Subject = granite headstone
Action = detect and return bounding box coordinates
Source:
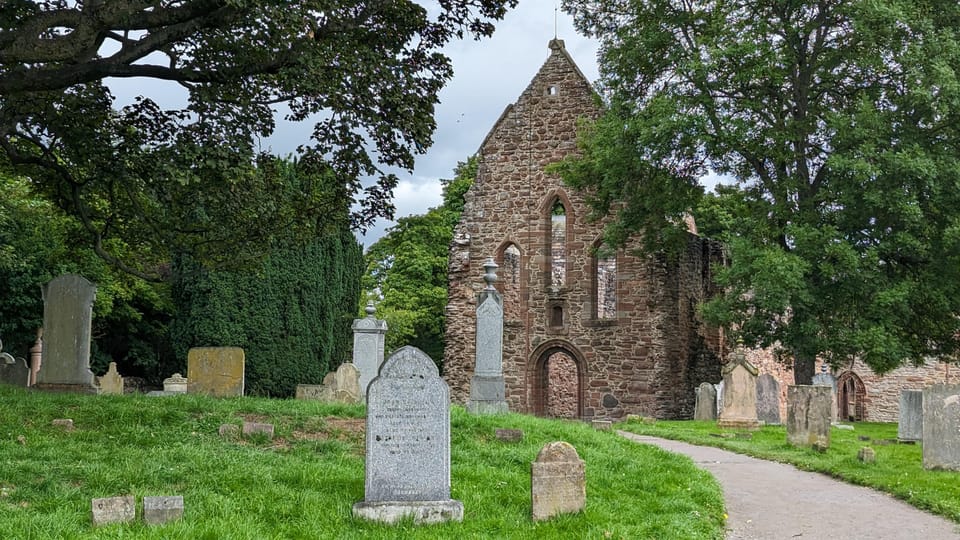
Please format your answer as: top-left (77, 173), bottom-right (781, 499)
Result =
top-left (921, 384), bottom-right (960, 471)
top-left (0, 339), bottom-right (29, 387)
top-left (352, 301), bottom-right (387, 397)
top-left (897, 389), bottom-right (923, 442)
top-left (756, 374), bottom-right (781, 425)
top-left (36, 274), bottom-right (97, 392)
top-left (468, 258), bottom-right (508, 414)
top-left (143, 496), bottom-right (184, 525)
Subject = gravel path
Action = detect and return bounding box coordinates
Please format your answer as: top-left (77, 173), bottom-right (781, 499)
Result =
top-left (618, 432), bottom-right (960, 540)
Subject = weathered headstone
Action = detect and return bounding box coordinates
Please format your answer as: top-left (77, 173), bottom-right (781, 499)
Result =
top-left (592, 420), bottom-right (612, 431)
top-left (531, 441), bottom-right (586, 521)
top-left (97, 362), bottom-right (124, 395)
top-left (186, 347), bottom-right (244, 397)
top-left (921, 384), bottom-right (960, 471)
top-left (756, 374), bottom-right (781, 425)
top-left (858, 447), bottom-right (876, 464)
top-left (352, 301), bottom-right (388, 397)
top-left (812, 366), bottom-right (838, 422)
top-left (295, 384), bottom-right (324, 400)
top-left (143, 496), bottom-right (184, 525)
top-left (163, 373), bottom-right (188, 393)
top-left (715, 381), bottom-right (724, 417)
top-left (495, 428), bottom-right (524, 442)
top-left (295, 363), bottom-right (361, 403)
top-left (468, 258), bottom-right (509, 414)
top-left (786, 385), bottom-right (832, 449)
top-left (717, 349), bottom-right (761, 429)
top-left (0, 339), bottom-right (30, 387)
top-left (694, 382), bottom-right (717, 421)
top-left (897, 389), bottom-right (923, 442)
top-left (242, 422), bottom-right (274, 439)
top-left (91, 495), bottom-right (135, 526)
top-left (36, 274), bottom-right (97, 393)
top-left (352, 346), bottom-right (463, 524)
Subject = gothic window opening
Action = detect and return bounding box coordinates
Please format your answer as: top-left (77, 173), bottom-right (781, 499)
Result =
top-left (550, 200), bottom-right (566, 288)
top-left (596, 248), bottom-right (617, 319)
top-left (550, 305), bottom-right (564, 327)
top-left (500, 243), bottom-right (522, 321)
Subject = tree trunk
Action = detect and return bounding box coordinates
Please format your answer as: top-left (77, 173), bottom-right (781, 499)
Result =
top-left (793, 354), bottom-right (815, 385)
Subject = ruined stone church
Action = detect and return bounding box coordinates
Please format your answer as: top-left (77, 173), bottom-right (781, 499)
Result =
top-left (443, 40), bottom-right (725, 420)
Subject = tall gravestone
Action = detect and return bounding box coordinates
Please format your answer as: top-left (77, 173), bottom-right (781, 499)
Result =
top-left (786, 385), bottom-right (832, 449)
top-left (353, 346), bottom-right (463, 524)
top-left (0, 339), bottom-right (30, 387)
top-left (468, 258), bottom-right (508, 414)
top-left (921, 384), bottom-right (960, 471)
top-left (715, 381), bottom-right (724, 417)
top-left (756, 374), bottom-right (781, 425)
top-left (187, 347), bottom-right (245, 397)
top-left (36, 274), bottom-right (97, 393)
top-left (812, 366), bottom-right (838, 422)
top-left (898, 389), bottom-right (923, 442)
top-left (693, 382), bottom-right (717, 421)
top-left (717, 348), bottom-right (761, 429)
top-left (352, 301), bottom-right (387, 398)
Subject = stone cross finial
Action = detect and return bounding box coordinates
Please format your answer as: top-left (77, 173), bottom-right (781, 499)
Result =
top-left (483, 258), bottom-right (498, 290)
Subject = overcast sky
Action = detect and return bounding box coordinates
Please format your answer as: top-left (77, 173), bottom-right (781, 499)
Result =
top-left (263, 4), bottom-right (602, 247)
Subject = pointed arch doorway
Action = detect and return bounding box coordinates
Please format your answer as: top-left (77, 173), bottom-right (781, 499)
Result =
top-left (529, 341), bottom-right (586, 419)
top-left (837, 371), bottom-right (866, 421)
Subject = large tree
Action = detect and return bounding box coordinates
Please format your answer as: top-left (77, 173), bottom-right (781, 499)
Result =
top-left (560, 0), bottom-right (960, 382)
top-left (0, 0), bottom-right (516, 280)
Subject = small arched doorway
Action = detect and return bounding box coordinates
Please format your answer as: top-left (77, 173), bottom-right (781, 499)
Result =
top-left (529, 341), bottom-right (585, 419)
top-left (836, 371), bottom-right (866, 421)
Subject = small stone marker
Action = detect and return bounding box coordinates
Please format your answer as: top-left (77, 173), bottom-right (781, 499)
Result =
top-left (352, 346), bottom-right (463, 524)
top-left (352, 301), bottom-right (388, 397)
top-left (218, 424), bottom-right (240, 438)
top-left (295, 363), bottom-right (362, 403)
top-left (97, 362), bottom-right (124, 395)
top-left (242, 421), bottom-right (274, 439)
top-left (295, 384), bottom-right (324, 399)
top-left (495, 428), bottom-right (524, 442)
top-left (51, 418), bottom-right (74, 430)
top-left (143, 496), bottom-right (184, 525)
top-left (163, 373), bottom-right (188, 394)
top-left (592, 420), bottom-right (612, 431)
top-left (858, 447), bottom-right (876, 464)
top-left (468, 258), bottom-right (509, 414)
top-left (717, 348), bottom-right (761, 429)
top-left (756, 374), bottom-right (781, 425)
top-left (531, 441), bottom-right (586, 521)
top-left (921, 384), bottom-right (960, 471)
top-left (694, 382), bottom-right (717, 421)
top-left (36, 274), bottom-right (98, 393)
top-left (897, 389), bottom-right (923, 442)
top-left (187, 347), bottom-right (245, 397)
top-left (91, 495), bottom-right (135, 526)
top-left (0, 339), bottom-right (30, 387)
top-left (786, 385), bottom-right (832, 449)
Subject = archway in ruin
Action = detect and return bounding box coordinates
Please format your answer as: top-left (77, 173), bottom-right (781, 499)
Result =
top-left (836, 371), bottom-right (866, 421)
top-left (529, 341), bottom-right (585, 419)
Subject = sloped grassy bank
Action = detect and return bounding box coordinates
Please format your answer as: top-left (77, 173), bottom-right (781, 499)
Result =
top-left (0, 386), bottom-right (724, 539)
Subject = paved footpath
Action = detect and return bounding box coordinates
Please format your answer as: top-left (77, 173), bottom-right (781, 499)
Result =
top-left (619, 432), bottom-right (960, 540)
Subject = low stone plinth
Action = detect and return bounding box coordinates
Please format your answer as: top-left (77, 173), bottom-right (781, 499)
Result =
top-left (351, 500), bottom-right (464, 524)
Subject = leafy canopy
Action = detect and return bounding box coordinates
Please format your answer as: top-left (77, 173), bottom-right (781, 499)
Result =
top-left (561, 0), bottom-right (960, 380)
top-left (0, 0), bottom-right (516, 280)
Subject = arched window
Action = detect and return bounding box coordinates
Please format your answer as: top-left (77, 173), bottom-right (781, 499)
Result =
top-left (499, 243), bottom-right (522, 321)
top-left (550, 200), bottom-right (566, 288)
top-left (595, 248), bottom-right (616, 319)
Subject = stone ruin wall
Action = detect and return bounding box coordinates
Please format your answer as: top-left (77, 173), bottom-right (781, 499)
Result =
top-left (444, 40), bottom-right (723, 420)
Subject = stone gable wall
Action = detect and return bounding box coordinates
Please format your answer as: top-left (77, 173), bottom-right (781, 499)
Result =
top-left (444, 40), bottom-right (723, 419)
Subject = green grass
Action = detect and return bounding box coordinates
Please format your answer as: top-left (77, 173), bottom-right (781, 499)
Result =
top-left (0, 385), bottom-right (724, 539)
top-left (619, 419), bottom-right (960, 523)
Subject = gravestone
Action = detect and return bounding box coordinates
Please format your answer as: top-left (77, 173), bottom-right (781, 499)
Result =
top-left (592, 420), bottom-right (612, 431)
top-left (786, 385), bottom-right (832, 449)
top-left (693, 382), bottom-right (717, 421)
top-left (0, 339), bottom-right (30, 387)
top-left (352, 346), bottom-right (463, 524)
top-left (531, 441), bottom-right (586, 521)
top-left (163, 373), bottom-right (188, 393)
top-left (295, 384), bottom-right (324, 400)
top-left (97, 362), bottom-right (124, 395)
top-left (921, 384), bottom-right (960, 471)
top-left (812, 366), bottom-right (838, 422)
top-left (143, 496), bottom-right (184, 525)
top-left (715, 381), bottom-right (724, 417)
top-left (468, 258), bottom-right (509, 414)
top-left (91, 496), bottom-right (135, 526)
top-left (186, 347), bottom-right (244, 397)
top-left (352, 301), bottom-right (388, 397)
top-left (295, 363), bottom-right (361, 403)
top-left (495, 428), bottom-right (524, 442)
top-left (897, 389), bottom-right (923, 442)
top-left (242, 421), bottom-right (274, 439)
top-left (36, 274), bottom-right (97, 393)
top-left (717, 349), bottom-right (761, 429)
top-left (756, 374), bottom-right (781, 425)
top-left (858, 447), bottom-right (876, 464)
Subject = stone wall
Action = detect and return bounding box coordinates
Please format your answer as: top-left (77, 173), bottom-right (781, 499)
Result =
top-left (444, 39), bottom-right (723, 420)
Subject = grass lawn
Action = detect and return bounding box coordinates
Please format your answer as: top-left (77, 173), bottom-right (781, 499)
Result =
top-left (0, 385), bottom-right (725, 539)
top-left (619, 418), bottom-right (960, 524)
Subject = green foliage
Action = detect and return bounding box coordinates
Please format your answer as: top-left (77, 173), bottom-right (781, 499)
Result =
top-left (622, 420), bottom-right (960, 523)
top-left (562, 0), bottom-right (960, 380)
top-left (0, 385), bottom-right (725, 538)
top-left (0, 1), bottom-right (517, 278)
top-left (362, 158), bottom-right (477, 366)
